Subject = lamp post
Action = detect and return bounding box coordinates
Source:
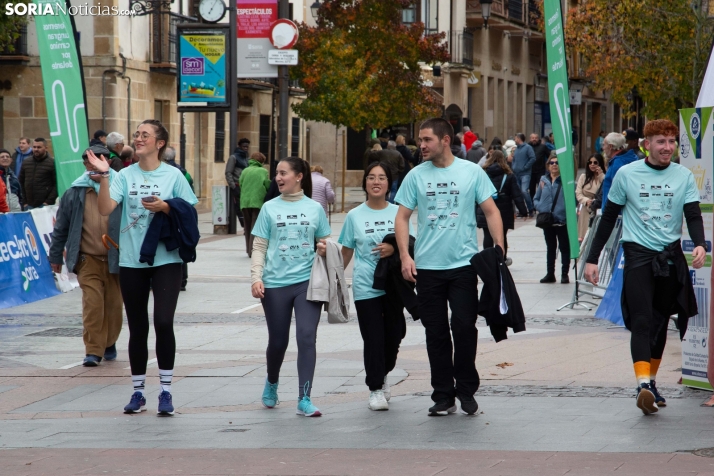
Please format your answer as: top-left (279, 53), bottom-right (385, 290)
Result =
top-left (311, 0), bottom-right (321, 20)
top-left (480, 0), bottom-right (493, 29)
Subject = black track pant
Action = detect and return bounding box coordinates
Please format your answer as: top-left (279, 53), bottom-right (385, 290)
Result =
top-left (354, 296), bottom-right (407, 391)
top-left (416, 266), bottom-right (480, 402)
top-left (543, 225), bottom-right (570, 275)
top-left (624, 263), bottom-right (678, 363)
top-left (483, 226), bottom-right (509, 258)
top-left (120, 263), bottom-right (182, 375)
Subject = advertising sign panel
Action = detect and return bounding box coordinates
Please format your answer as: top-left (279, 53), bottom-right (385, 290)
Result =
top-left (177, 26), bottom-right (229, 111)
top-left (237, 0), bottom-right (278, 78)
top-left (542, 0), bottom-right (579, 257)
top-left (680, 107), bottom-right (714, 391)
top-left (0, 213), bottom-right (60, 309)
top-left (33, 0), bottom-right (89, 196)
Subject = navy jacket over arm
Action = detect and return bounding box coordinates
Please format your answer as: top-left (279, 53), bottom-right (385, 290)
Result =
top-left (139, 198), bottom-right (200, 266)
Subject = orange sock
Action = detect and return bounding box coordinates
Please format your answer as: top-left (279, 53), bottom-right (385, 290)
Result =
top-left (650, 359), bottom-right (662, 381)
top-left (634, 361), bottom-right (650, 386)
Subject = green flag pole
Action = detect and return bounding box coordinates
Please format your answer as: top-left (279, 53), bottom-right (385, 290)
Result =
top-left (33, 0), bottom-right (89, 197)
top-left (543, 0), bottom-right (579, 258)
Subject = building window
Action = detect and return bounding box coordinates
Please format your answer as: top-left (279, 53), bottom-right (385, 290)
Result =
top-left (154, 100), bottom-right (164, 122)
top-left (291, 118), bottom-right (300, 158)
top-left (214, 112), bottom-right (226, 162)
top-left (424, 0), bottom-right (438, 35)
top-left (259, 115), bottom-right (271, 158)
top-left (402, 4), bottom-right (417, 24)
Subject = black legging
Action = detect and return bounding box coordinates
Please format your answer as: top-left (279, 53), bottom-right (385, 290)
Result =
top-left (543, 225), bottom-right (570, 275)
top-left (483, 226), bottom-right (509, 258)
top-left (624, 263), bottom-right (678, 363)
top-left (119, 263), bottom-right (182, 375)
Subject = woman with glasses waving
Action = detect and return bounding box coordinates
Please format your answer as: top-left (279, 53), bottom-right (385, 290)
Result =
top-left (251, 156), bottom-right (331, 417)
top-left (534, 151), bottom-right (571, 284)
top-left (575, 153), bottom-right (605, 243)
top-left (87, 119), bottom-right (198, 416)
top-left (338, 162), bottom-right (408, 411)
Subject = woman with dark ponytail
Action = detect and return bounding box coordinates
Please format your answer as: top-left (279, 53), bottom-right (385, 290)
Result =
top-left (250, 156), bottom-right (331, 417)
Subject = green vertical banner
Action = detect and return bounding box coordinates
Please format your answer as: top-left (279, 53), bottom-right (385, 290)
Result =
top-left (33, 0), bottom-right (89, 196)
top-left (543, 0), bottom-right (578, 258)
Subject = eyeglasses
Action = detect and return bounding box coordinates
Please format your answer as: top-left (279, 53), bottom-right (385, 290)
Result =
top-left (549, 161), bottom-right (559, 165)
top-left (132, 132), bottom-right (155, 141)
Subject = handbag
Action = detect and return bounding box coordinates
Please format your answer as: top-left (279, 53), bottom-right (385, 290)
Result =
top-left (535, 181), bottom-right (561, 229)
top-left (5, 175), bottom-right (21, 212)
top-left (491, 175), bottom-right (507, 200)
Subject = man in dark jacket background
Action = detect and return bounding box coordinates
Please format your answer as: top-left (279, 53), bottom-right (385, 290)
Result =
top-left (529, 133), bottom-right (550, 201)
top-left (377, 141), bottom-right (405, 203)
top-left (511, 133), bottom-right (536, 216)
top-left (225, 138), bottom-right (250, 227)
top-left (19, 138), bottom-right (57, 210)
top-left (49, 145), bottom-right (122, 367)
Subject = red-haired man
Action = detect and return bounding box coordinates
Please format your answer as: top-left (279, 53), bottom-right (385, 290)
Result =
top-left (584, 119), bottom-right (706, 415)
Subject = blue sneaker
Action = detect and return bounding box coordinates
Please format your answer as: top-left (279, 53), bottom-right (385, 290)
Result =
top-left (103, 344), bottom-right (117, 361)
top-left (157, 390), bottom-right (175, 416)
top-left (83, 355), bottom-right (101, 367)
top-left (296, 382), bottom-right (321, 417)
top-left (123, 392), bottom-right (146, 413)
top-left (650, 380), bottom-right (666, 407)
top-left (262, 378), bottom-right (279, 408)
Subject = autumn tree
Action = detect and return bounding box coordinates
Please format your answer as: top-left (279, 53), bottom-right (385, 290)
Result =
top-left (0, 0), bottom-right (28, 53)
top-left (291, 0), bottom-right (449, 130)
top-left (566, 0), bottom-right (714, 121)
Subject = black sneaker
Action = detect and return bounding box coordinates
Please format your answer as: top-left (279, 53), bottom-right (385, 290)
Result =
top-left (561, 274), bottom-right (570, 284)
top-left (650, 380), bottom-right (666, 407)
top-left (636, 383), bottom-right (659, 415)
top-left (428, 400), bottom-right (457, 416)
top-left (456, 394), bottom-right (478, 415)
top-left (540, 274), bottom-right (556, 283)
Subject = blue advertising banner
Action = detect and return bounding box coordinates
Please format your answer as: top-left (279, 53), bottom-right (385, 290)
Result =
top-left (0, 213), bottom-right (60, 309)
top-left (177, 25), bottom-right (229, 111)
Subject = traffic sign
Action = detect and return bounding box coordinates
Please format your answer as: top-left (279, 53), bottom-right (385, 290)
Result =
top-left (270, 19), bottom-right (299, 49)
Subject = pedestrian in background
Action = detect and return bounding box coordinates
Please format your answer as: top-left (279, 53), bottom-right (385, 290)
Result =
top-left (463, 126), bottom-right (477, 151)
top-left (339, 162), bottom-right (406, 411)
top-left (477, 150), bottom-right (527, 266)
top-left (250, 157), bottom-right (331, 417)
top-left (451, 135), bottom-right (466, 159)
top-left (50, 145), bottom-right (122, 367)
top-left (534, 152), bottom-right (570, 284)
top-left (575, 153), bottom-right (605, 242)
top-left (0, 148), bottom-right (22, 211)
top-left (164, 146), bottom-right (194, 291)
top-left (377, 141), bottom-right (404, 203)
top-left (363, 139), bottom-right (381, 170)
top-left (225, 138), bottom-right (250, 227)
top-left (89, 119), bottom-right (199, 416)
top-left (466, 139), bottom-right (487, 166)
top-left (601, 132), bottom-right (638, 209)
top-left (529, 133), bottom-right (550, 200)
top-left (105, 132), bottom-right (125, 171)
top-left (310, 165), bottom-right (335, 215)
top-left (19, 138), bottom-right (56, 210)
top-left (595, 131), bottom-right (606, 154)
top-left (239, 152), bottom-right (270, 258)
top-left (511, 133), bottom-right (536, 217)
top-left (10, 137), bottom-right (32, 176)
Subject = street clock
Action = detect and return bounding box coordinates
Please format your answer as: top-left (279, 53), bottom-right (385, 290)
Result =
top-left (198, 0), bottom-right (226, 23)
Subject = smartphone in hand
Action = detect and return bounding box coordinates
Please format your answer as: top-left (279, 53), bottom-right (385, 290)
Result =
top-left (141, 196), bottom-right (156, 203)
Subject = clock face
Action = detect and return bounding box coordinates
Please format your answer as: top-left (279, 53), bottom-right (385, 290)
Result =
top-left (199, 0), bottom-right (225, 22)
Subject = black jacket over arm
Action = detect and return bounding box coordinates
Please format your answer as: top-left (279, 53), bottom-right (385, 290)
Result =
top-left (470, 246), bottom-right (526, 342)
top-left (140, 198), bottom-right (200, 266)
top-left (373, 233), bottom-right (419, 321)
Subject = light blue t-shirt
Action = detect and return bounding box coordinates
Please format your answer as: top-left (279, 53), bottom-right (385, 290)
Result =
top-left (252, 196), bottom-right (331, 288)
top-left (394, 158), bottom-right (495, 270)
top-left (109, 162), bottom-right (198, 268)
top-left (338, 202), bottom-right (405, 301)
top-left (608, 160), bottom-right (699, 251)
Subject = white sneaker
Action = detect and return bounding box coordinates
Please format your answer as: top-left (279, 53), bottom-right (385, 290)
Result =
top-left (382, 375), bottom-right (391, 401)
top-left (368, 390), bottom-right (389, 411)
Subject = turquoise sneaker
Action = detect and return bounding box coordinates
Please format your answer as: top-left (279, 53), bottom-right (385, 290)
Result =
top-left (261, 378), bottom-right (279, 408)
top-left (296, 382), bottom-right (321, 417)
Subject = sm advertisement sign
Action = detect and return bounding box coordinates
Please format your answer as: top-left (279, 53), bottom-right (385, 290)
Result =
top-left (0, 213), bottom-right (59, 309)
top-left (177, 25), bottom-right (229, 111)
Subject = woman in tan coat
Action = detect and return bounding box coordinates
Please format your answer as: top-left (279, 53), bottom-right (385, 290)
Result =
top-left (575, 153), bottom-right (605, 242)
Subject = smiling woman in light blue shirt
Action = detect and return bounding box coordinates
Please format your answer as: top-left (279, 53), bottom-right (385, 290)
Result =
top-left (338, 162), bottom-right (409, 412)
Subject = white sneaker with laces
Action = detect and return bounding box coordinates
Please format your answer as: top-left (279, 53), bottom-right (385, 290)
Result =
top-left (368, 390), bottom-right (389, 411)
top-left (382, 375), bottom-right (391, 401)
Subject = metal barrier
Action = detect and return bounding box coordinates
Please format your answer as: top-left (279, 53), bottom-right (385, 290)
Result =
top-left (558, 212), bottom-right (623, 311)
